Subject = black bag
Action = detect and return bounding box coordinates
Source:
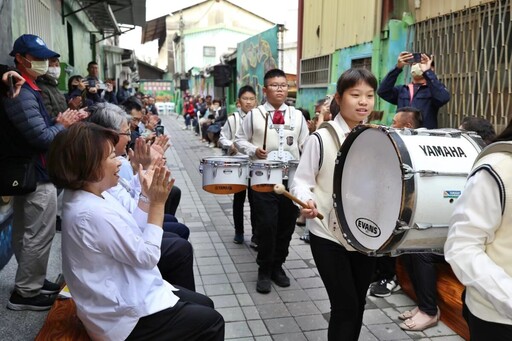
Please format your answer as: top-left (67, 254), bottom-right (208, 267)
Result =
top-left (0, 155), bottom-right (37, 195)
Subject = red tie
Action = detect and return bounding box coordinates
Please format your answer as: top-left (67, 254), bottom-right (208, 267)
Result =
top-left (272, 110), bottom-right (284, 124)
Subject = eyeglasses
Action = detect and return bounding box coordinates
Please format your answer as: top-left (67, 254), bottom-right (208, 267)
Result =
top-left (266, 84), bottom-right (289, 91)
top-left (118, 130), bottom-right (131, 136)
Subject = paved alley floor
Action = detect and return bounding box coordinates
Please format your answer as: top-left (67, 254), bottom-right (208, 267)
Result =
top-left (0, 113), bottom-right (466, 341)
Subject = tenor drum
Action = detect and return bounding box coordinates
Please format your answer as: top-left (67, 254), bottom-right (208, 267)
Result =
top-left (333, 125), bottom-right (485, 256)
top-left (200, 156), bottom-right (249, 194)
top-left (250, 160), bottom-right (284, 192)
top-left (286, 160), bottom-right (300, 188)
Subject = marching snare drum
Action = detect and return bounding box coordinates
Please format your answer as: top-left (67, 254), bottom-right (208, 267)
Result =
top-left (333, 125), bottom-right (485, 256)
top-left (250, 160), bottom-right (284, 192)
top-left (286, 160), bottom-right (300, 188)
top-left (200, 156), bottom-right (249, 194)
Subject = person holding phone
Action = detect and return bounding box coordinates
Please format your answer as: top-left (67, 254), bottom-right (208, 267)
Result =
top-left (377, 51), bottom-right (450, 129)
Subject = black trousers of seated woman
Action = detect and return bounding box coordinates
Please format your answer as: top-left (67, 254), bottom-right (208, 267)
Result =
top-left (165, 185), bottom-right (181, 216)
top-left (159, 232), bottom-right (195, 291)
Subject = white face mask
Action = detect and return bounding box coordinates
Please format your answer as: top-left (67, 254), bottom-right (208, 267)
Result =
top-left (46, 66), bottom-right (61, 79)
top-left (23, 57), bottom-right (49, 77)
top-left (411, 63), bottom-right (423, 78)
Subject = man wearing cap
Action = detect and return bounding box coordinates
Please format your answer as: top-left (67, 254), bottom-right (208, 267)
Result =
top-left (0, 34), bottom-right (80, 311)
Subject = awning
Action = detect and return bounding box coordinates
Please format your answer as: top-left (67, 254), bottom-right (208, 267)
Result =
top-left (69, 0), bottom-right (146, 35)
top-left (141, 15), bottom-right (167, 44)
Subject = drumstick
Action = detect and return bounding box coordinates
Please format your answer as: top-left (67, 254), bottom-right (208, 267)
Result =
top-left (274, 184), bottom-right (324, 220)
top-left (262, 112), bottom-right (269, 150)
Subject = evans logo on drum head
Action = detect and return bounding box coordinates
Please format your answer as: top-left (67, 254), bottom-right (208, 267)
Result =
top-left (355, 218), bottom-right (381, 238)
top-left (223, 169), bottom-right (233, 175)
top-left (255, 170), bottom-right (264, 176)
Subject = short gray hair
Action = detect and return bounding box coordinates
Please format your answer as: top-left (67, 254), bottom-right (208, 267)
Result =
top-left (87, 103), bottom-right (128, 131)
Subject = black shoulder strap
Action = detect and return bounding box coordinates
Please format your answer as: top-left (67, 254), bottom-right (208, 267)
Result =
top-left (312, 132), bottom-right (323, 170)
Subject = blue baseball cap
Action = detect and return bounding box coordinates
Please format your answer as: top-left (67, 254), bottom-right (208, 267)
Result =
top-left (9, 34), bottom-right (60, 59)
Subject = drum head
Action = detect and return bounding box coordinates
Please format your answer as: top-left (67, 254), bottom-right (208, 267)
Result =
top-left (334, 126), bottom-right (403, 254)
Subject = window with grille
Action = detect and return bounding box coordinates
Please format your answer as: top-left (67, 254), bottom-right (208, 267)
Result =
top-left (412, 0), bottom-right (512, 131)
top-left (203, 46), bottom-right (216, 57)
top-left (351, 57), bottom-right (372, 70)
top-left (300, 55), bottom-right (331, 87)
top-left (25, 0), bottom-right (52, 47)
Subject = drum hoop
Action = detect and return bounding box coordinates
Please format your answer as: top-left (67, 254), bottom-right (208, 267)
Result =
top-left (201, 160), bottom-right (249, 166)
top-left (333, 125), bottom-right (415, 255)
top-left (250, 161), bottom-right (283, 169)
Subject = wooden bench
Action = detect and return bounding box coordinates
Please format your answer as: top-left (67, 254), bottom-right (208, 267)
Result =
top-left (35, 298), bottom-right (91, 341)
top-left (396, 257), bottom-right (469, 340)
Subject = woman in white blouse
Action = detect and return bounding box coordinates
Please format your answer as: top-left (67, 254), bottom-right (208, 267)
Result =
top-left (47, 122), bottom-right (224, 341)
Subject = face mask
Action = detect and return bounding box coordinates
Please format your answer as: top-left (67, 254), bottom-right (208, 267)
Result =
top-left (23, 57), bottom-right (49, 77)
top-left (411, 63), bottom-right (423, 78)
top-left (46, 66), bottom-right (61, 79)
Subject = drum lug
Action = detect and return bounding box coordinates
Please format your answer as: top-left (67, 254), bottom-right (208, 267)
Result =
top-left (402, 164), bottom-right (414, 180)
top-left (213, 163), bottom-right (218, 178)
top-left (238, 165), bottom-right (243, 178)
top-left (395, 220), bottom-right (410, 232)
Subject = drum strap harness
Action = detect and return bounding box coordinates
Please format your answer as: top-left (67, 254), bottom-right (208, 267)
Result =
top-left (314, 121), bottom-right (343, 170)
top-left (254, 105), bottom-right (296, 161)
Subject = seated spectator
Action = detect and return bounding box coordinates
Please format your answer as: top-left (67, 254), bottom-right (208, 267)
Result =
top-left (47, 122), bottom-right (224, 341)
top-left (203, 99), bottom-right (227, 147)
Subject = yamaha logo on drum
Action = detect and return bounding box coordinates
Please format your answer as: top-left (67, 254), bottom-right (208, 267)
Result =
top-left (355, 218), bottom-right (381, 238)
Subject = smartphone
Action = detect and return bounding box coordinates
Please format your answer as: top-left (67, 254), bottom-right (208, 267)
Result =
top-left (410, 52), bottom-right (422, 63)
top-left (155, 125), bottom-right (164, 136)
top-left (88, 79), bottom-right (95, 88)
top-left (7, 75), bottom-right (14, 98)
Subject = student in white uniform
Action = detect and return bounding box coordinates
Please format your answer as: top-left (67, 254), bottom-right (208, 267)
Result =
top-left (47, 122), bottom-right (224, 341)
top-left (235, 68), bottom-right (309, 294)
top-left (291, 68), bottom-right (378, 341)
top-left (445, 120), bottom-right (512, 341)
top-left (218, 85), bottom-right (257, 245)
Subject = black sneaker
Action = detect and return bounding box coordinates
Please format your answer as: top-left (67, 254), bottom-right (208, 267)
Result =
top-left (271, 267), bottom-right (290, 287)
top-left (370, 278), bottom-right (401, 297)
top-left (41, 279), bottom-right (61, 295)
top-left (7, 292), bottom-right (55, 311)
top-left (250, 236), bottom-right (258, 250)
top-left (256, 269), bottom-right (271, 294)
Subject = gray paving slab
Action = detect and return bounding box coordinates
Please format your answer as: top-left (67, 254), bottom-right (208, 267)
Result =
top-left (0, 113), bottom-right (463, 340)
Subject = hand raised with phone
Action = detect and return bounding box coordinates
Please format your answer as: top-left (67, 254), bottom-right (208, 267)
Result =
top-left (3, 71), bottom-right (25, 98)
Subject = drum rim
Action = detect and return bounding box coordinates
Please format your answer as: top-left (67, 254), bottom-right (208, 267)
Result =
top-left (250, 160), bottom-right (284, 169)
top-left (333, 125), bottom-right (414, 255)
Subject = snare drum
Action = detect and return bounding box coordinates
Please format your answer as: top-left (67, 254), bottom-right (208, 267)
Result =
top-left (250, 160), bottom-right (284, 192)
top-left (200, 156), bottom-right (249, 194)
top-left (286, 160), bottom-right (300, 188)
top-left (333, 125), bottom-right (485, 256)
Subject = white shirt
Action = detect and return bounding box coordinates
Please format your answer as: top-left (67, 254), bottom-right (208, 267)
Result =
top-left (445, 170), bottom-right (512, 319)
top-left (218, 110), bottom-right (247, 148)
top-left (291, 115), bottom-right (351, 205)
top-left (118, 156), bottom-right (135, 182)
top-left (61, 190), bottom-right (178, 341)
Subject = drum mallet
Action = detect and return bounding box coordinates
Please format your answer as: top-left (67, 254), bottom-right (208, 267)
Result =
top-left (262, 112), bottom-right (269, 150)
top-left (274, 184), bottom-right (324, 220)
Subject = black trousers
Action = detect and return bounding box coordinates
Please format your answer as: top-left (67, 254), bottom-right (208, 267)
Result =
top-left (402, 253), bottom-right (444, 316)
top-left (233, 188), bottom-right (255, 236)
top-left (310, 233), bottom-right (376, 341)
top-left (165, 185), bottom-right (181, 216)
top-left (126, 285), bottom-right (224, 341)
top-left (159, 232), bottom-right (195, 291)
top-left (250, 190), bottom-right (298, 271)
top-left (462, 291), bottom-right (512, 341)
top-left (374, 256), bottom-right (397, 281)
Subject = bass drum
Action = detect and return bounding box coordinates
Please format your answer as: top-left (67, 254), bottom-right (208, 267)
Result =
top-left (333, 125), bottom-right (485, 256)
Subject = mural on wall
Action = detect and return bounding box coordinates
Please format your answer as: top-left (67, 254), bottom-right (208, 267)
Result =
top-left (0, 197), bottom-right (13, 271)
top-left (237, 26), bottom-right (279, 102)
